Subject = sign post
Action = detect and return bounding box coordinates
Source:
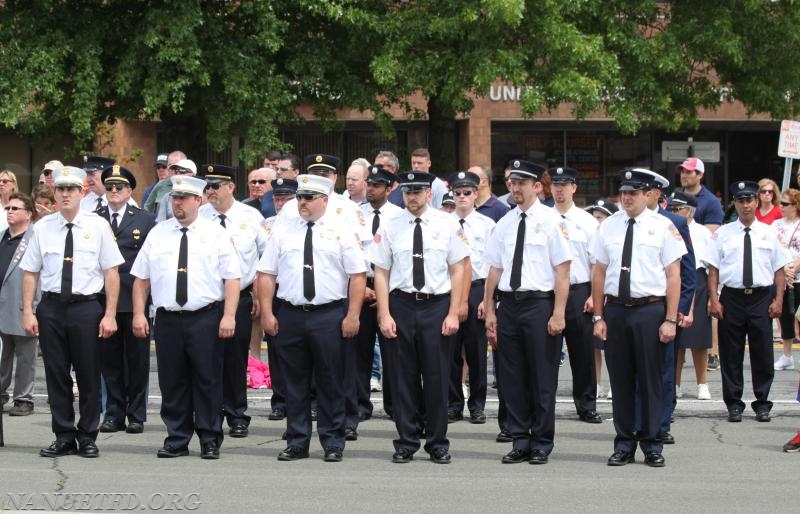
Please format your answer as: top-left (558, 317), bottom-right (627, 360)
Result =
top-left (778, 120), bottom-right (800, 191)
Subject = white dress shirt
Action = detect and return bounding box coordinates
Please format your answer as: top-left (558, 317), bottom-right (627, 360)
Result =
top-left (706, 219), bottom-right (790, 288)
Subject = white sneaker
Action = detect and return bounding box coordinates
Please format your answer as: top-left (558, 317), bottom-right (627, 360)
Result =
top-left (697, 383), bottom-right (711, 400)
top-left (370, 378), bottom-right (382, 392)
top-left (675, 384), bottom-right (683, 398)
top-left (606, 388), bottom-right (612, 400)
top-left (774, 354), bottom-right (795, 370)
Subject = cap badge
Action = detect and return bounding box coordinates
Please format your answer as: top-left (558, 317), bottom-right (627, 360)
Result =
top-left (112, 165), bottom-right (121, 176)
top-left (63, 169), bottom-right (71, 176)
top-left (556, 168), bottom-right (563, 175)
top-left (407, 173), bottom-right (414, 180)
top-left (315, 155), bottom-right (323, 163)
top-left (371, 168), bottom-right (378, 175)
top-left (208, 165), bottom-right (214, 173)
top-left (738, 182), bottom-right (745, 190)
top-left (458, 172), bottom-right (465, 179)
top-left (301, 176), bottom-right (309, 183)
top-left (175, 177), bottom-right (182, 185)
top-left (276, 179), bottom-right (284, 185)
top-left (83, 155), bottom-right (88, 163)
top-left (625, 171), bottom-right (632, 180)
top-left (513, 160), bottom-right (520, 168)
top-left (597, 200), bottom-right (605, 206)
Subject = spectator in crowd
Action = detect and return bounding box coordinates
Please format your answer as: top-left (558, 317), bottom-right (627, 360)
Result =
top-left (774, 188), bottom-right (800, 371)
top-left (31, 184), bottom-right (56, 222)
top-left (0, 170), bottom-right (19, 210)
top-left (756, 178), bottom-right (782, 224)
top-left (41, 161), bottom-right (62, 189)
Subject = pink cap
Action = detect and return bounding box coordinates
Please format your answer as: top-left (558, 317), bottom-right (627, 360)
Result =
top-left (677, 157), bottom-right (705, 173)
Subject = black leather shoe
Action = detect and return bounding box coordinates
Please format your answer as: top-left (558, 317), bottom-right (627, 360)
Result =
top-left (99, 419), bottom-right (125, 433)
top-left (392, 448), bottom-right (415, 463)
top-left (345, 427), bottom-right (358, 441)
top-left (496, 430), bottom-right (513, 443)
top-left (125, 422), bottom-right (144, 434)
top-left (358, 412), bottom-right (372, 422)
top-left (323, 447), bottom-right (343, 462)
top-left (40, 440), bottom-right (77, 458)
top-left (447, 410), bottom-right (463, 423)
top-left (429, 447), bottom-right (451, 464)
top-left (728, 408), bottom-right (743, 422)
top-left (200, 442), bottom-right (220, 460)
top-left (277, 445), bottom-right (309, 461)
top-left (755, 410), bottom-right (771, 422)
top-left (529, 449), bottom-right (548, 465)
top-left (78, 440), bottom-right (99, 458)
top-left (607, 450), bottom-right (635, 466)
top-left (644, 452), bottom-right (665, 467)
top-left (658, 431), bottom-right (675, 444)
top-left (579, 410), bottom-right (602, 424)
top-left (268, 408), bottom-right (286, 421)
top-left (501, 448), bottom-right (530, 464)
top-left (157, 445), bottom-right (189, 458)
top-left (469, 411), bottom-right (486, 424)
top-left (229, 424), bottom-right (249, 438)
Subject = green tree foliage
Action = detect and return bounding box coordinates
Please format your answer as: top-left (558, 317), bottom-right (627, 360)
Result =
top-left (1, 1), bottom-right (800, 169)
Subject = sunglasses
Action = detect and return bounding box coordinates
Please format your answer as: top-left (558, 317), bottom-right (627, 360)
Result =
top-left (104, 183), bottom-right (128, 192)
top-left (759, 189), bottom-right (774, 194)
top-left (6, 206), bottom-right (27, 212)
top-left (781, 201), bottom-right (796, 206)
top-left (172, 168), bottom-right (192, 175)
top-left (249, 179), bottom-right (268, 185)
top-left (453, 190), bottom-right (473, 197)
top-left (296, 193), bottom-right (322, 201)
top-left (43, 169), bottom-right (53, 176)
top-left (204, 183), bottom-right (223, 191)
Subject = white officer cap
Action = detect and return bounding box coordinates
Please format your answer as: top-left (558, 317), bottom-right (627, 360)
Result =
top-left (53, 166), bottom-right (87, 187)
top-left (296, 174), bottom-right (332, 196)
top-left (170, 175), bottom-right (206, 197)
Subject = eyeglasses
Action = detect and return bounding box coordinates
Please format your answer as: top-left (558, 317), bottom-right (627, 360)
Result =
top-left (249, 179), bottom-right (268, 185)
top-left (759, 189), bottom-right (774, 195)
top-left (6, 206), bottom-right (26, 212)
top-left (42, 169), bottom-right (53, 176)
top-left (104, 183), bottom-right (128, 192)
top-left (781, 201), bottom-right (796, 206)
top-left (453, 190), bottom-right (473, 197)
top-left (0, 179), bottom-right (14, 184)
top-left (276, 166), bottom-right (293, 172)
top-left (204, 183), bottom-right (223, 191)
top-left (296, 193), bottom-right (322, 201)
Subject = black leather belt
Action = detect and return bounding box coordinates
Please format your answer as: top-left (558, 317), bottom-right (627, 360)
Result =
top-left (606, 295), bottom-right (664, 307)
top-left (570, 282), bottom-right (590, 290)
top-left (279, 298), bottom-right (345, 312)
top-left (157, 301), bottom-right (222, 315)
top-left (723, 286), bottom-right (769, 296)
top-left (471, 279), bottom-right (486, 287)
top-left (391, 290), bottom-right (450, 302)
top-left (500, 290), bottom-right (554, 300)
top-left (42, 291), bottom-right (100, 303)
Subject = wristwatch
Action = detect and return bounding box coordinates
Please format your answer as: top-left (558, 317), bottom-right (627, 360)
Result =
top-left (591, 315), bottom-right (603, 323)
top-left (664, 317), bottom-right (678, 324)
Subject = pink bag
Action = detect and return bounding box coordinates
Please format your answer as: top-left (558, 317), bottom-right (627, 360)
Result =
top-left (247, 355), bottom-right (271, 389)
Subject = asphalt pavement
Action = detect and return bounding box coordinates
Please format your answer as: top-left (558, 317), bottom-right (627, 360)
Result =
top-left (1, 345), bottom-right (799, 513)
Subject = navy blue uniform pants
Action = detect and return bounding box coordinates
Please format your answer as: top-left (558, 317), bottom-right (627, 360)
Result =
top-left (222, 293), bottom-right (253, 427)
top-left (155, 304), bottom-right (225, 449)
top-left (562, 283), bottom-right (597, 415)
top-left (38, 296), bottom-right (103, 445)
top-left (448, 281), bottom-right (488, 414)
top-left (100, 312), bottom-right (150, 425)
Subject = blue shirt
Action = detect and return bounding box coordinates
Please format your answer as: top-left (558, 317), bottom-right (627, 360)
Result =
top-left (476, 194), bottom-right (510, 222)
top-left (259, 190), bottom-right (276, 218)
top-left (658, 206), bottom-right (696, 315)
top-left (692, 185), bottom-right (724, 226)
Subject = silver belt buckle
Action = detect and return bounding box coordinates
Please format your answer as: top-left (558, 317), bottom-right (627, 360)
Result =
top-left (414, 292), bottom-right (427, 301)
top-left (743, 288), bottom-right (753, 295)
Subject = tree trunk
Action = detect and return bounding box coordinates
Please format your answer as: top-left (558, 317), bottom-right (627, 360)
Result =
top-left (427, 95), bottom-right (458, 176)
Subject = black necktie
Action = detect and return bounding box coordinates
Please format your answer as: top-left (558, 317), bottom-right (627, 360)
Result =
top-left (413, 218), bottom-right (425, 290)
top-left (459, 218), bottom-right (465, 228)
top-left (176, 227), bottom-right (188, 306)
top-left (509, 213), bottom-right (526, 290)
top-left (618, 218), bottom-right (635, 302)
top-left (304, 222), bottom-right (315, 300)
top-left (372, 209), bottom-right (380, 236)
top-left (743, 227), bottom-right (753, 288)
top-left (95, 197), bottom-right (103, 212)
top-left (111, 212), bottom-right (119, 232)
top-left (61, 223), bottom-right (74, 302)
top-left (218, 214), bottom-right (227, 228)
